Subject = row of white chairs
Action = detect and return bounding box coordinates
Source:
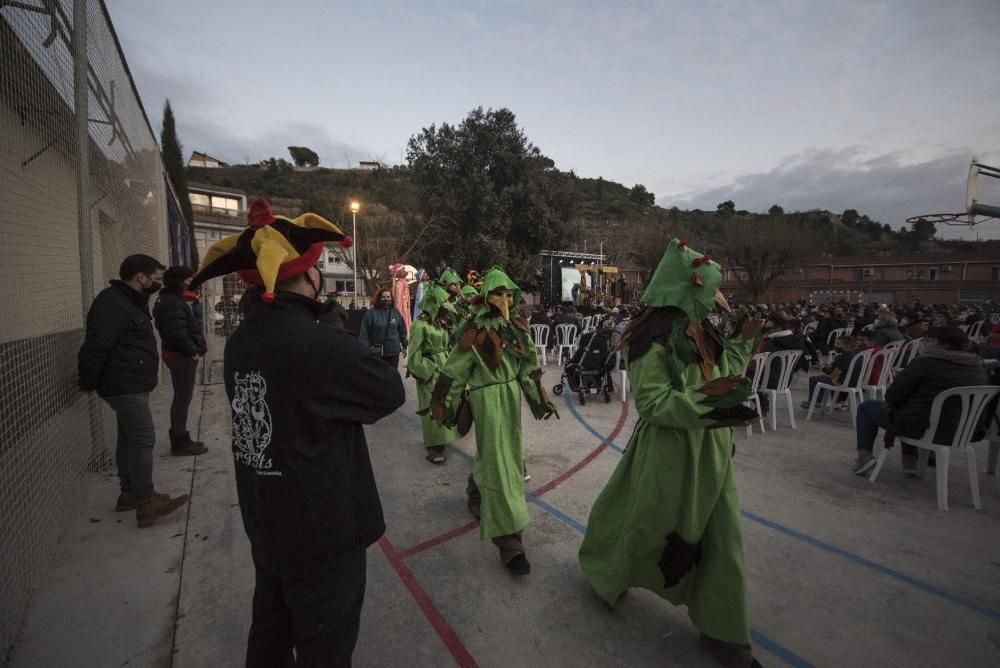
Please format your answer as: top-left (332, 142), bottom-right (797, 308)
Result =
top-left (529, 323), bottom-right (629, 402)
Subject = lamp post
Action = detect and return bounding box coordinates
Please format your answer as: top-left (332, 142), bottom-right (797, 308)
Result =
top-left (350, 200), bottom-right (360, 300)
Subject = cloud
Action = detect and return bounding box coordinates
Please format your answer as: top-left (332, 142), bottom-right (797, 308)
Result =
top-left (665, 148), bottom-right (1000, 240)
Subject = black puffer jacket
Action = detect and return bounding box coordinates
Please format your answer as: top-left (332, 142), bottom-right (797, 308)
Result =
top-left (78, 281), bottom-right (159, 397)
top-left (153, 288), bottom-right (207, 357)
top-left (225, 292), bottom-right (405, 577)
top-left (762, 332), bottom-right (817, 388)
top-left (885, 349), bottom-right (989, 438)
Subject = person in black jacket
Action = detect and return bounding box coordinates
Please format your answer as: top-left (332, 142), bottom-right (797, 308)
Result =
top-left (359, 289), bottom-right (408, 367)
top-left (78, 254), bottom-right (190, 527)
top-left (851, 326), bottom-right (988, 476)
top-left (153, 266), bottom-right (208, 457)
top-left (761, 316), bottom-right (817, 390)
top-left (190, 197), bottom-right (405, 666)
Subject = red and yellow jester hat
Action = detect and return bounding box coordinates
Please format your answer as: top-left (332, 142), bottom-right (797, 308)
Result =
top-left (189, 198), bottom-right (352, 303)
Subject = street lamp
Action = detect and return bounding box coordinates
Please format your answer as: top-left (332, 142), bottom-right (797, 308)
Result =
top-left (350, 200), bottom-right (360, 300)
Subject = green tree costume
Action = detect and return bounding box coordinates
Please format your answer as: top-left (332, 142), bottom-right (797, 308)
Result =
top-left (439, 267), bottom-right (473, 324)
top-left (406, 284), bottom-right (459, 453)
top-left (431, 267), bottom-right (557, 565)
top-left (579, 240), bottom-right (763, 655)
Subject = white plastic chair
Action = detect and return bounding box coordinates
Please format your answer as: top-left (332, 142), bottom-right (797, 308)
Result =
top-left (861, 323), bottom-right (875, 332)
top-left (892, 338), bottom-right (922, 376)
top-left (868, 386), bottom-right (1000, 511)
top-left (744, 352), bottom-right (770, 437)
top-left (759, 350), bottom-right (802, 430)
top-left (529, 324), bottom-right (549, 366)
top-left (614, 351), bottom-right (629, 402)
top-left (862, 348), bottom-right (896, 400)
top-left (987, 405), bottom-right (999, 476)
top-left (555, 324), bottom-right (579, 365)
top-left (825, 327), bottom-right (852, 364)
top-left (803, 321), bottom-right (818, 337)
top-left (805, 348), bottom-right (874, 425)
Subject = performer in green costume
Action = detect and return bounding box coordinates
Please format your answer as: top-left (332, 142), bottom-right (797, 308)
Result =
top-left (407, 284), bottom-right (459, 465)
top-left (439, 267), bottom-right (472, 321)
top-left (431, 266), bottom-right (558, 576)
top-left (579, 239), bottom-right (765, 668)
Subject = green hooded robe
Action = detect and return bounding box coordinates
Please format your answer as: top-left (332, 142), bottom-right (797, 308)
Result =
top-left (432, 267), bottom-right (556, 540)
top-left (407, 284), bottom-right (459, 449)
top-left (578, 239), bottom-right (761, 645)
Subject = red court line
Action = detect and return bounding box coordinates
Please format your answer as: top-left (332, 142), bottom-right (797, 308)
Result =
top-left (378, 536), bottom-right (479, 667)
top-left (532, 400), bottom-right (629, 497)
top-left (397, 520), bottom-right (480, 560)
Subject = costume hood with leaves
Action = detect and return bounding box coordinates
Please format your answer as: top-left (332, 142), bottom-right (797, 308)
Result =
top-left (418, 283), bottom-right (455, 324)
top-left (190, 198), bottom-right (351, 303)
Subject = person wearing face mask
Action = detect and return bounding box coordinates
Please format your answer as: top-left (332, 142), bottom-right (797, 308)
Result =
top-left (360, 289), bottom-right (408, 367)
top-left (430, 266), bottom-right (558, 576)
top-left (79, 254), bottom-right (192, 528)
top-left (190, 198), bottom-right (405, 666)
top-left (153, 266), bottom-right (209, 457)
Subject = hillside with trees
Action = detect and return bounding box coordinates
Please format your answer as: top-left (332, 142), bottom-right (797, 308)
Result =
top-left (185, 107), bottom-right (992, 295)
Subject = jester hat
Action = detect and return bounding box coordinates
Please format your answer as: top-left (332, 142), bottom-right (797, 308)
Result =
top-left (418, 284), bottom-right (452, 320)
top-left (189, 198), bottom-right (352, 303)
top-left (641, 239), bottom-right (722, 322)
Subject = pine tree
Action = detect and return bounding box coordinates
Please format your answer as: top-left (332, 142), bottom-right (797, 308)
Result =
top-left (160, 100), bottom-right (198, 265)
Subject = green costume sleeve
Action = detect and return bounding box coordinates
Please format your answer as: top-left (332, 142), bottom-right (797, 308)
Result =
top-left (720, 334), bottom-right (756, 375)
top-left (432, 345), bottom-right (476, 426)
top-left (406, 321), bottom-right (435, 382)
top-left (631, 341), bottom-right (752, 430)
top-left (516, 331), bottom-right (558, 420)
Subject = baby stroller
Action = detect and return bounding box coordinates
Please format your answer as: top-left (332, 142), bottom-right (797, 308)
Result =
top-left (552, 327), bottom-right (616, 405)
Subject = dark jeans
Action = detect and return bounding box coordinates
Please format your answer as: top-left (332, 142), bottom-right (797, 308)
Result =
top-left (165, 357), bottom-right (198, 434)
top-left (856, 399), bottom-right (915, 456)
top-left (247, 549), bottom-right (367, 668)
top-left (104, 393), bottom-right (155, 502)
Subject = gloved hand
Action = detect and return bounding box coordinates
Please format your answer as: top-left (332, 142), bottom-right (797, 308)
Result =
top-left (697, 375), bottom-right (744, 397)
top-left (740, 318), bottom-right (765, 341)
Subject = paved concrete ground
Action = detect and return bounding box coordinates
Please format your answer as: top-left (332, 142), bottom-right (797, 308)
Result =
top-left (10, 354), bottom-right (1000, 667)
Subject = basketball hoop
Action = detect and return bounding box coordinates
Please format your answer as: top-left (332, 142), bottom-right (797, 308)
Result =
top-left (908, 159), bottom-right (1000, 227)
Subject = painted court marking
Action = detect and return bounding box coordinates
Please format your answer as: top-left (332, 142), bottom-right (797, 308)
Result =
top-left (560, 392), bottom-right (1000, 624)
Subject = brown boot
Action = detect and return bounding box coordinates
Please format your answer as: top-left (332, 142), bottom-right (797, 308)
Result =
top-left (136, 493), bottom-right (190, 528)
top-left (116, 490), bottom-right (168, 512)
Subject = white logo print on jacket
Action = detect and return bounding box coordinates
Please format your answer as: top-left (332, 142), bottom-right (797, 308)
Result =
top-left (232, 371), bottom-right (277, 474)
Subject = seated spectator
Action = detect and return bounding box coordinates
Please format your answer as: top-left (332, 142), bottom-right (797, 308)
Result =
top-left (903, 310), bottom-right (927, 339)
top-left (813, 309), bottom-right (844, 356)
top-left (965, 304), bottom-right (985, 324)
top-left (554, 305), bottom-right (581, 341)
top-left (800, 335), bottom-right (859, 410)
top-left (761, 316), bottom-right (817, 388)
top-left (873, 307), bottom-right (905, 346)
top-left (850, 327), bottom-right (988, 476)
top-left (857, 332), bottom-right (884, 385)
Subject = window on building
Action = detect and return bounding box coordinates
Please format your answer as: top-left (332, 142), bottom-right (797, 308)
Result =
top-left (335, 280), bottom-right (356, 294)
top-left (210, 195), bottom-right (240, 215)
top-left (928, 267), bottom-right (938, 281)
top-left (190, 193), bottom-right (210, 208)
top-left (852, 269), bottom-right (863, 281)
top-left (904, 268), bottom-right (915, 279)
top-left (993, 266), bottom-right (1000, 281)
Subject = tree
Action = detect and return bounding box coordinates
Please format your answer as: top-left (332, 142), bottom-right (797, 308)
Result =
top-left (406, 107), bottom-right (572, 283)
top-left (716, 200), bottom-right (736, 218)
top-left (287, 146), bottom-right (319, 167)
top-left (768, 204), bottom-right (784, 217)
top-left (911, 218), bottom-right (937, 242)
top-left (160, 100), bottom-right (197, 265)
top-left (629, 183), bottom-right (655, 206)
top-left (721, 218), bottom-right (815, 303)
top-left (841, 209), bottom-right (859, 227)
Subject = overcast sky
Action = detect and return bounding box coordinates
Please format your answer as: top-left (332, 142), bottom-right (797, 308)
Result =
top-left (107, 0), bottom-right (1000, 240)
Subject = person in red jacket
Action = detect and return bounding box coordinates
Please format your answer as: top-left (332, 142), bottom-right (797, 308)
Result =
top-left (857, 331), bottom-right (884, 385)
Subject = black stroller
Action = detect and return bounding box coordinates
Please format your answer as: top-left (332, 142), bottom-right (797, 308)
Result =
top-left (552, 327), bottom-right (616, 405)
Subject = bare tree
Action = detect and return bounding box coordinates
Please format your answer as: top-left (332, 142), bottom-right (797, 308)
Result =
top-left (720, 217), bottom-right (815, 303)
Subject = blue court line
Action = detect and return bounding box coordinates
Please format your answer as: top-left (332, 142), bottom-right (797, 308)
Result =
top-left (396, 409), bottom-right (812, 667)
top-left (559, 398), bottom-right (1000, 624)
top-left (742, 510), bottom-right (1000, 622)
top-left (528, 489), bottom-right (810, 667)
top-left (559, 390), bottom-right (626, 452)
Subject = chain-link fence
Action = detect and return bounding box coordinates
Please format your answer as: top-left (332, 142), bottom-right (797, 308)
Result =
top-left (0, 1), bottom-right (183, 659)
